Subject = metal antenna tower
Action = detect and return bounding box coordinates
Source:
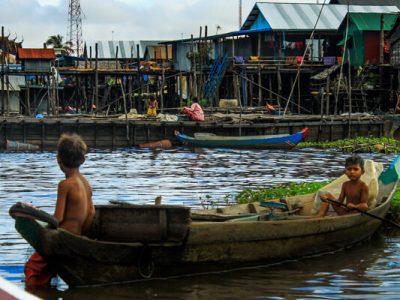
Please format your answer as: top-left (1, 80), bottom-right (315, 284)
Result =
top-left (67, 0), bottom-right (83, 56)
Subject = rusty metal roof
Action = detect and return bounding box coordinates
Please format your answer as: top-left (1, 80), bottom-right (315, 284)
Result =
top-left (17, 48), bottom-right (56, 60)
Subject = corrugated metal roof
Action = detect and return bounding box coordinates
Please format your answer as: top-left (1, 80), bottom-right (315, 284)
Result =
top-left (348, 12), bottom-right (398, 31)
top-left (331, 0), bottom-right (400, 9)
top-left (85, 40), bottom-right (166, 59)
top-left (0, 75), bottom-right (25, 91)
top-left (17, 48), bottom-right (55, 60)
top-left (242, 3), bottom-right (400, 31)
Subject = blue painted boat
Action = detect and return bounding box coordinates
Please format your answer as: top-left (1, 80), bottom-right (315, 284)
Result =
top-left (174, 128), bottom-right (308, 149)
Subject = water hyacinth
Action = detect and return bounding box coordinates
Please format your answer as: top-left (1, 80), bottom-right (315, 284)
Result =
top-left (298, 137), bottom-right (400, 154)
top-left (236, 181), bottom-right (329, 204)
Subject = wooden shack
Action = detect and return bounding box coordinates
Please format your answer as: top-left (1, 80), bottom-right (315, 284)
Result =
top-left (17, 48), bottom-right (55, 72)
top-left (338, 12), bottom-right (397, 67)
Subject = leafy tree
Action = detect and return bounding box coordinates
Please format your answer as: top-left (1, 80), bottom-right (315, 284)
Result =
top-left (45, 35), bottom-right (74, 54)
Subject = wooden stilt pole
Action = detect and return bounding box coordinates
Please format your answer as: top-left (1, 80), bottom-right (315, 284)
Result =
top-left (94, 43), bottom-right (99, 114)
top-left (297, 69), bottom-right (301, 114)
top-left (258, 66), bottom-right (262, 106)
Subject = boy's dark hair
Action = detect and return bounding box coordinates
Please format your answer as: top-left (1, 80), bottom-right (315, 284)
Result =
top-left (192, 97), bottom-right (198, 103)
top-left (345, 154), bottom-right (364, 170)
top-left (58, 133), bottom-right (87, 168)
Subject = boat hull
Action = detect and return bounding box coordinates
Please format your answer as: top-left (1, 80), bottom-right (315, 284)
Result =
top-left (175, 128), bottom-right (308, 149)
top-left (13, 191), bottom-right (393, 286)
top-left (10, 156), bottom-right (399, 287)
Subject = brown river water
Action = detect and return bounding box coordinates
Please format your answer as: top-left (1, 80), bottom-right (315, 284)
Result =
top-left (1, 148), bottom-right (399, 299)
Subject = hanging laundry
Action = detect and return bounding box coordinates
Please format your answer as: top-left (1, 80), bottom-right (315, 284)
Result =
top-left (384, 39), bottom-right (390, 53)
top-left (295, 41), bottom-right (304, 50)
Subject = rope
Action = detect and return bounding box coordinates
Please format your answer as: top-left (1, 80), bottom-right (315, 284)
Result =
top-left (283, 0), bottom-right (328, 116)
top-left (335, 0), bottom-right (350, 114)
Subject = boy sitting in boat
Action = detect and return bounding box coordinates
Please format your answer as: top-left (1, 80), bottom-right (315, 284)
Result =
top-left (315, 155), bottom-right (369, 217)
top-left (24, 133), bottom-right (95, 287)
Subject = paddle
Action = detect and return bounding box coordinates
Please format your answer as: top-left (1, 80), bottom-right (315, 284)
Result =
top-left (326, 198), bottom-right (400, 229)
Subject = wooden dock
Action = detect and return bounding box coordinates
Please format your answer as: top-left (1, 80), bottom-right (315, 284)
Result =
top-left (0, 114), bottom-right (386, 150)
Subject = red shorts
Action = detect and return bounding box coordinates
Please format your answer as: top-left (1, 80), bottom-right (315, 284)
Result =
top-left (24, 251), bottom-right (54, 286)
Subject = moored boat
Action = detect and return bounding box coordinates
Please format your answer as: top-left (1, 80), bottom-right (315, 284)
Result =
top-left (174, 128), bottom-right (308, 149)
top-left (9, 155), bottom-right (400, 287)
top-left (6, 140), bottom-right (39, 151)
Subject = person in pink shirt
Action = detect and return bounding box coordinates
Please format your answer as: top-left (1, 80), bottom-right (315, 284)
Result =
top-left (182, 97), bottom-right (204, 121)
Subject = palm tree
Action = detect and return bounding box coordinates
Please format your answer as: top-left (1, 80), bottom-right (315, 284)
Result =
top-left (45, 35), bottom-right (74, 54)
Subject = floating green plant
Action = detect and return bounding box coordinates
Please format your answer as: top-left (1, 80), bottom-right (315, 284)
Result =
top-left (298, 137), bottom-right (400, 153)
top-left (389, 187), bottom-right (400, 221)
top-left (235, 181), bottom-right (329, 204)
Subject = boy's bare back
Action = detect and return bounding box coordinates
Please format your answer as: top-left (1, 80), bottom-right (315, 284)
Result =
top-left (55, 173), bottom-right (94, 235)
top-left (54, 133), bottom-right (95, 235)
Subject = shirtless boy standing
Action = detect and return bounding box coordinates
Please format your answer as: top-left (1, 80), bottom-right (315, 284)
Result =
top-left (24, 133), bottom-right (95, 286)
top-left (316, 155), bottom-right (369, 217)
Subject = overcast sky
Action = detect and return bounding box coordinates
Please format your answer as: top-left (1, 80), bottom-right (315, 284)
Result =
top-left (0, 0), bottom-right (321, 47)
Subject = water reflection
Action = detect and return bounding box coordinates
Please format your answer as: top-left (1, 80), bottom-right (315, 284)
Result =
top-left (0, 148), bottom-right (398, 299)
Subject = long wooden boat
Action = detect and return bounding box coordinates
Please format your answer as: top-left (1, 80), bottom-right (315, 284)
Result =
top-left (6, 140), bottom-right (39, 151)
top-left (174, 128), bottom-right (308, 149)
top-left (9, 156), bottom-right (400, 287)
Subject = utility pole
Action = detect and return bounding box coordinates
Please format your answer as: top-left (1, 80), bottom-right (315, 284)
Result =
top-left (67, 0), bottom-right (83, 56)
top-left (239, 0), bottom-right (242, 29)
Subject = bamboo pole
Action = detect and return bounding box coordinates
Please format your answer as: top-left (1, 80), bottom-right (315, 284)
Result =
top-left (258, 65), bottom-right (262, 106)
top-left (191, 34), bottom-right (197, 98)
top-left (5, 67), bottom-right (9, 114)
top-left (277, 67), bottom-right (282, 100)
top-left (89, 46), bottom-right (92, 69)
top-left (26, 81), bottom-right (31, 116)
top-left (179, 72), bottom-right (183, 107)
top-left (120, 81), bottom-right (129, 141)
top-left (94, 43), bottom-right (99, 113)
top-left (326, 76), bottom-right (330, 116)
top-left (160, 63), bottom-right (165, 113)
top-left (297, 68), bottom-right (301, 114)
top-left (84, 43), bottom-right (88, 69)
top-left (269, 75), bottom-right (273, 100)
top-left (1, 26), bottom-right (5, 115)
top-left (232, 36), bottom-right (235, 57)
top-left (115, 45), bottom-right (119, 70)
top-left (379, 14), bottom-right (384, 65)
top-left (128, 75), bottom-right (133, 110)
top-left (348, 48), bottom-right (352, 138)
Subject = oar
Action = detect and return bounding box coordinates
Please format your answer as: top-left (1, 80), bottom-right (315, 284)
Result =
top-left (326, 198), bottom-right (400, 229)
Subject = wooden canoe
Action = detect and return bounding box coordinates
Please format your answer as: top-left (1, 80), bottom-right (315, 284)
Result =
top-left (174, 128), bottom-right (308, 149)
top-left (6, 140), bottom-right (39, 151)
top-left (9, 156), bottom-right (400, 287)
